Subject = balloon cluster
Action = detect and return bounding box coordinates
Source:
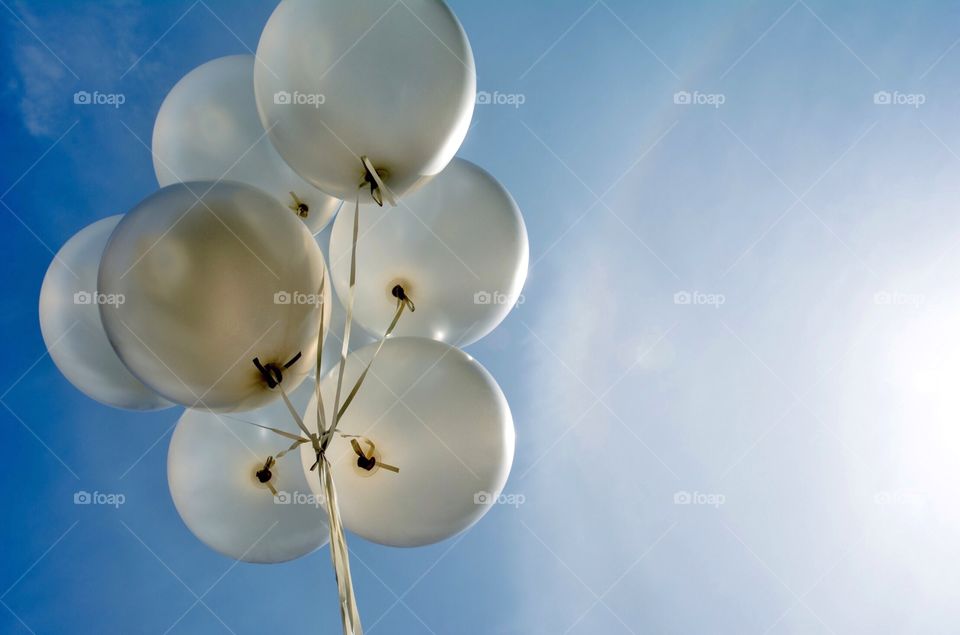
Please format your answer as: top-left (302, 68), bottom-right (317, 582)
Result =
top-left (38, 1), bottom-right (527, 631)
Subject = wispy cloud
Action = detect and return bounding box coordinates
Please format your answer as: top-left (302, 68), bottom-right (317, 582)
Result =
top-left (10, 41), bottom-right (68, 137)
top-left (6, 0), bottom-right (146, 138)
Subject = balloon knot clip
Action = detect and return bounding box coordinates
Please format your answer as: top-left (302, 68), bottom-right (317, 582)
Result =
top-left (288, 192), bottom-right (309, 218)
top-left (253, 352), bottom-right (302, 389)
top-left (351, 438), bottom-right (399, 474)
top-left (391, 285), bottom-right (415, 312)
top-left (360, 156), bottom-right (394, 207)
top-left (255, 456), bottom-right (275, 483)
top-left (283, 351), bottom-right (302, 369)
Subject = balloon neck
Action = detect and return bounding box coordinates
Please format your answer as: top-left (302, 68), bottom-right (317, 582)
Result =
top-left (288, 192), bottom-right (310, 218)
top-left (350, 437), bottom-right (399, 476)
top-left (389, 281), bottom-right (416, 312)
top-left (254, 456), bottom-right (276, 487)
top-left (360, 156), bottom-right (392, 207)
top-left (252, 352), bottom-right (302, 389)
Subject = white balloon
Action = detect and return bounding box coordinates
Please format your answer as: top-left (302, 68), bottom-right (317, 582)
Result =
top-left (329, 158), bottom-right (528, 346)
top-left (254, 0), bottom-right (476, 202)
top-left (152, 55), bottom-right (341, 234)
top-left (299, 337), bottom-right (514, 547)
top-left (168, 378), bottom-right (329, 563)
top-left (38, 216), bottom-right (172, 410)
top-left (98, 181), bottom-right (330, 412)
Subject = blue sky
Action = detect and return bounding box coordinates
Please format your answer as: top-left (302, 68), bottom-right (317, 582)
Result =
top-left (4, 0), bottom-right (960, 633)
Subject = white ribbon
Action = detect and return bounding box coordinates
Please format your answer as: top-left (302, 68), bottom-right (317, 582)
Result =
top-left (320, 454), bottom-right (363, 635)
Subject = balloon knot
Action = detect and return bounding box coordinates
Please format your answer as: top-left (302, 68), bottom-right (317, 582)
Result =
top-left (360, 156), bottom-right (391, 206)
top-left (288, 192), bottom-right (309, 218)
top-left (350, 437), bottom-right (398, 474)
top-left (391, 285), bottom-right (415, 312)
top-left (252, 352), bottom-right (302, 389)
top-left (256, 456), bottom-right (274, 483)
